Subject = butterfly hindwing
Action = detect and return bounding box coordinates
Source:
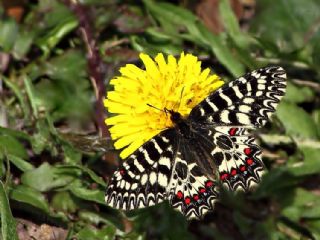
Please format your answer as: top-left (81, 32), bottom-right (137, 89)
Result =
top-left (189, 66), bottom-right (287, 127)
top-left (168, 139), bottom-right (219, 219)
top-left (190, 124), bottom-right (264, 191)
top-left (213, 126), bottom-right (264, 191)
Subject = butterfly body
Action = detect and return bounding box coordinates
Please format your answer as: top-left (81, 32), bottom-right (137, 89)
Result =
top-left (167, 110), bottom-right (192, 138)
top-left (105, 66), bottom-right (287, 219)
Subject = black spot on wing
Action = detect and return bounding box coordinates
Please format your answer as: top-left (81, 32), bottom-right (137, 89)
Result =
top-left (126, 159), bottom-right (140, 174)
top-left (146, 141), bottom-right (161, 161)
top-left (213, 152), bottom-right (224, 166)
top-left (216, 135), bottom-right (233, 150)
top-left (201, 100), bottom-right (214, 114)
top-left (190, 165), bottom-right (202, 177)
top-left (158, 164), bottom-right (171, 175)
top-left (209, 94), bottom-right (228, 109)
top-left (221, 87), bottom-right (240, 103)
top-left (175, 162), bottom-right (188, 180)
top-left (228, 111), bottom-right (239, 125)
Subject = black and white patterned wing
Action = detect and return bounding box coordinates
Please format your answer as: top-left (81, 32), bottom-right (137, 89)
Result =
top-left (210, 126), bottom-right (264, 191)
top-left (105, 129), bottom-right (176, 210)
top-left (188, 66), bottom-right (286, 191)
top-left (189, 66), bottom-right (287, 127)
top-left (106, 129), bottom-right (219, 219)
top-left (168, 137), bottom-right (219, 219)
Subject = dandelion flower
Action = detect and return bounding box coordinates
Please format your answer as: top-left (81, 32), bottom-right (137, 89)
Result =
top-left (104, 53), bottom-right (224, 159)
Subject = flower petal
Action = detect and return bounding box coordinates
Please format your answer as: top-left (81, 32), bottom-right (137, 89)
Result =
top-left (104, 53), bottom-right (224, 159)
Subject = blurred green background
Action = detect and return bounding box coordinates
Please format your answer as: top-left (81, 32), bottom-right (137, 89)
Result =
top-left (1, 0), bottom-right (320, 239)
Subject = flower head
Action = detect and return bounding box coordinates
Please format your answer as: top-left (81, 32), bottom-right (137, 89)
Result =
top-left (104, 53), bottom-right (224, 159)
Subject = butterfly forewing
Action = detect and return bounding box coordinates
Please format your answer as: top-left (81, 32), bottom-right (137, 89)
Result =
top-left (105, 129), bottom-right (176, 210)
top-left (189, 66), bottom-right (287, 127)
top-left (105, 66), bottom-right (287, 219)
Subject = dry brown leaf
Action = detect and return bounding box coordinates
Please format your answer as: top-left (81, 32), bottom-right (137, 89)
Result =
top-left (196, 0), bottom-right (256, 34)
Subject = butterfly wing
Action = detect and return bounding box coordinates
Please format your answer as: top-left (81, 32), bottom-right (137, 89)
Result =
top-left (106, 128), bottom-right (219, 219)
top-left (211, 126), bottom-right (264, 190)
top-left (189, 66), bottom-right (287, 127)
top-left (105, 129), bottom-right (177, 210)
top-left (188, 66), bottom-right (286, 191)
top-left (105, 66), bottom-right (287, 217)
top-left (168, 137), bottom-right (219, 219)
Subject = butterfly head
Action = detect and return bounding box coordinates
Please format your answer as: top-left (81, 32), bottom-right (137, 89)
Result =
top-left (147, 104), bottom-right (184, 125)
top-left (163, 108), bottom-right (183, 124)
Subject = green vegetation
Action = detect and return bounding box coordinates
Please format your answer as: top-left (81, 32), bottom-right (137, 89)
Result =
top-left (1, 0), bottom-right (320, 239)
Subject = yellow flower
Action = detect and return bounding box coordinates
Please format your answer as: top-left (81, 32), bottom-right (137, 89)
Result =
top-left (104, 53), bottom-right (224, 159)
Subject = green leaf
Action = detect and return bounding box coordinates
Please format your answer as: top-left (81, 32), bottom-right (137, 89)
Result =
top-left (23, 75), bottom-right (39, 118)
top-left (51, 191), bottom-right (77, 213)
top-left (81, 166), bottom-right (107, 187)
top-left (12, 30), bottom-right (34, 59)
top-left (287, 146), bottom-right (320, 176)
top-left (253, 168), bottom-right (300, 198)
top-left (276, 101), bottom-right (319, 139)
top-left (0, 18), bottom-right (19, 51)
top-left (78, 210), bottom-right (118, 227)
top-left (308, 220), bottom-right (320, 239)
top-left (69, 181), bottom-right (105, 204)
top-left (76, 226), bottom-right (116, 240)
top-left (196, 23), bottom-right (245, 76)
top-left (0, 135), bottom-right (28, 159)
top-left (34, 1), bottom-right (78, 56)
top-left (0, 127), bottom-right (30, 141)
top-left (78, 208), bottom-right (124, 232)
top-left (312, 110), bottom-right (320, 137)
top-left (130, 35), bottom-right (182, 56)
top-left (21, 163), bottom-right (80, 192)
top-left (219, 0), bottom-right (249, 50)
top-left (62, 143), bottom-right (82, 165)
top-left (2, 77), bottom-right (31, 120)
top-left (0, 181), bottom-right (19, 240)
top-left (31, 50), bottom-right (87, 81)
top-left (6, 154), bottom-right (34, 172)
top-left (284, 82), bottom-right (314, 103)
top-left (9, 185), bottom-right (49, 213)
top-left (142, 0), bottom-right (245, 76)
top-left (250, 0), bottom-right (320, 53)
top-left (28, 50), bottom-right (92, 123)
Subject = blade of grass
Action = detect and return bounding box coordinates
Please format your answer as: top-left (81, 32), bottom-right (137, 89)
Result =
top-left (23, 75), bottom-right (39, 119)
top-left (0, 181), bottom-right (19, 240)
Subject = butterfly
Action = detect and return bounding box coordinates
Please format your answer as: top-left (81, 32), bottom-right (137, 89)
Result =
top-left (105, 66), bottom-right (287, 219)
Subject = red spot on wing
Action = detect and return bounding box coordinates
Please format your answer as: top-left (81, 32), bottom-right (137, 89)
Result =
top-left (231, 169), bottom-right (237, 176)
top-left (199, 188), bottom-right (206, 193)
top-left (119, 169), bottom-right (125, 175)
top-left (244, 148), bottom-right (252, 155)
top-left (246, 158), bottom-right (254, 165)
top-left (229, 128), bottom-right (238, 136)
top-left (185, 197), bottom-right (191, 205)
top-left (176, 191), bottom-right (184, 199)
top-left (193, 194), bottom-right (199, 201)
top-left (240, 165), bottom-right (246, 172)
top-left (205, 180), bottom-right (214, 187)
top-left (220, 173), bottom-right (229, 180)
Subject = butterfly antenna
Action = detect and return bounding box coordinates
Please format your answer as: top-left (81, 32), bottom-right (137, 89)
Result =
top-left (176, 86), bottom-right (185, 112)
top-left (147, 103), bottom-right (164, 112)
